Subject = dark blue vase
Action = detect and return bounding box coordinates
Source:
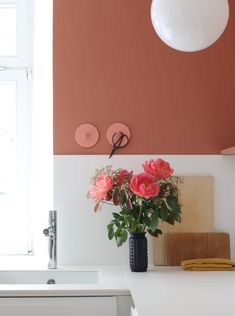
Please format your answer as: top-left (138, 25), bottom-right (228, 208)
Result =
top-left (129, 233), bottom-right (148, 272)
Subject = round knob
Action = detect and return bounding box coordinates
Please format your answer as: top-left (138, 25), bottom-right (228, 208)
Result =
top-left (43, 228), bottom-right (49, 236)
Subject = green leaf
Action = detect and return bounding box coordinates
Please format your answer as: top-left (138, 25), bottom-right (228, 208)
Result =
top-left (149, 211), bottom-right (159, 232)
top-left (166, 196), bottom-right (180, 213)
top-left (116, 236), bottom-right (123, 247)
top-left (114, 219), bottom-right (121, 228)
top-left (165, 215), bottom-right (175, 225)
top-left (115, 229), bottom-right (128, 247)
top-left (159, 203), bottom-right (168, 221)
top-left (174, 213), bottom-right (181, 222)
top-left (107, 223), bottom-right (113, 230)
top-left (121, 229), bottom-right (128, 243)
top-left (142, 216), bottom-right (150, 227)
top-left (148, 228), bottom-right (162, 237)
top-left (107, 225), bottom-right (114, 240)
top-left (112, 212), bottom-right (121, 219)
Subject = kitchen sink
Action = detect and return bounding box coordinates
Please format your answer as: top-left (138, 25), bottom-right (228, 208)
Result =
top-left (0, 270), bottom-right (100, 285)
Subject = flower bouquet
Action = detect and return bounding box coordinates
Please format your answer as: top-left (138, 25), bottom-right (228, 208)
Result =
top-left (88, 158), bottom-right (182, 271)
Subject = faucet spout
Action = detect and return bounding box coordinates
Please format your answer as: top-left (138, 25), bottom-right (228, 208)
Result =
top-left (43, 210), bottom-right (57, 269)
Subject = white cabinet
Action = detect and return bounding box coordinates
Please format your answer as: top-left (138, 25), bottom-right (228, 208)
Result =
top-left (0, 297), bottom-right (117, 316)
top-left (117, 295), bottom-right (133, 316)
top-left (131, 306), bottom-right (139, 316)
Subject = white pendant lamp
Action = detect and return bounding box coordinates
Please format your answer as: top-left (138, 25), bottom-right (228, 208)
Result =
top-left (151, 0), bottom-right (229, 52)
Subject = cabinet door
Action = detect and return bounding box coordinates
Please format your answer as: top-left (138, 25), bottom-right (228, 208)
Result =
top-left (0, 297), bottom-right (117, 316)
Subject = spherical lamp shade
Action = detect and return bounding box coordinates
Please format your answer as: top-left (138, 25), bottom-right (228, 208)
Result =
top-left (151, 0), bottom-right (229, 52)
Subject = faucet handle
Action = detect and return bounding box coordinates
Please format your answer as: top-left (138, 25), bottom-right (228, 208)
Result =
top-left (43, 226), bottom-right (56, 236)
top-left (43, 228), bottom-right (50, 236)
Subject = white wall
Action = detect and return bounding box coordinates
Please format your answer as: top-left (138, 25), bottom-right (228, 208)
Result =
top-left (54, 155), bottom-right (235, 266)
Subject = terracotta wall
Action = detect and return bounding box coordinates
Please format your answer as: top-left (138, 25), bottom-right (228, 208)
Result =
top-left (53, 0), bottom-right (235, 154)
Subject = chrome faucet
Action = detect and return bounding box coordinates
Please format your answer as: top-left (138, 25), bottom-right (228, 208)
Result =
top-left (43, 210), bottom-right (57, 269)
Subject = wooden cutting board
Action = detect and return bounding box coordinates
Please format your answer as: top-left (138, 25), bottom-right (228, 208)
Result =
top-left (153, 176), bottom-right (213, 265)
top-left (166, 232), bottom-right (230, 266)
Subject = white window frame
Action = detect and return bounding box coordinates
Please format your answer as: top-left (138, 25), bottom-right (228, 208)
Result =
top-left (30, 0), bottom-right (53, 265)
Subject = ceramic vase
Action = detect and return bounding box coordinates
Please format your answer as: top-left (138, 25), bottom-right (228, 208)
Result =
top-left (129, 233), bottom-right (148, 272)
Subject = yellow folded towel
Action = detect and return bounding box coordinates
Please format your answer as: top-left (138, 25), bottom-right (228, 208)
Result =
top-left (181, 258), bottom-right (235, 265)
top-left (181, 258), bottom-right (235, 271)
top-left (185, 267), bottom-right (235, 271)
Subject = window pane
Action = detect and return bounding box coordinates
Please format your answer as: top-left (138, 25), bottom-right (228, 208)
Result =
top-left (0, 81), bottom-right (16, 194)
top-left (0, 4), bottom-right (17, 56)
top-left (0, 80), bottom-right (29, 254)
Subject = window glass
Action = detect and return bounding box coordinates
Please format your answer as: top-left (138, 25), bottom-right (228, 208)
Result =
top-left (0, 81), bottom-right (16, 194)
top-left (0, 4), bottom-right (17, 56)
top-left (0, 78), bottom-right (30, 254)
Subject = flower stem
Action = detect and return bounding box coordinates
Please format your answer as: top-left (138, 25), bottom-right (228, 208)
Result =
top-left (137, 197), bottom-right (143, 226)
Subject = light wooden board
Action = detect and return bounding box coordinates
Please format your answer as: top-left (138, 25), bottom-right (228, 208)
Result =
top-left (153, 176), bottom-right (213, 265)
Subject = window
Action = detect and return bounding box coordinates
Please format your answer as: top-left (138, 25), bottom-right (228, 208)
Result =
top-left (0, 0), bottom-right (52, 260)
top-left (0, 0), bottom-right (32, 255)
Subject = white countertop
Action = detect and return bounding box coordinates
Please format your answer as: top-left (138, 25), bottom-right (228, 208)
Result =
top-left (125, 266), bottom-right (235, 316)
top-left (0, 266), bottom-right (235, 316)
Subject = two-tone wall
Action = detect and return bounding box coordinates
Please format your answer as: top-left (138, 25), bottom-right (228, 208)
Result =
top-left (54, 0), bottom-right (235, 155)
top-left (53, 1), bottom-right (235, 265)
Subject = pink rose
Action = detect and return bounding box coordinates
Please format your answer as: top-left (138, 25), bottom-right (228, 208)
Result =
top-left (89, 175), bottom-right (113, 200)
top-left (116, 169), bottom-right (132, 184)
top-left (130, 173), bottom-right (160, 199)
top-left (89, 185), bottom-right (108, 200)
top-left (143, 159), bottom-right (173, 179)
